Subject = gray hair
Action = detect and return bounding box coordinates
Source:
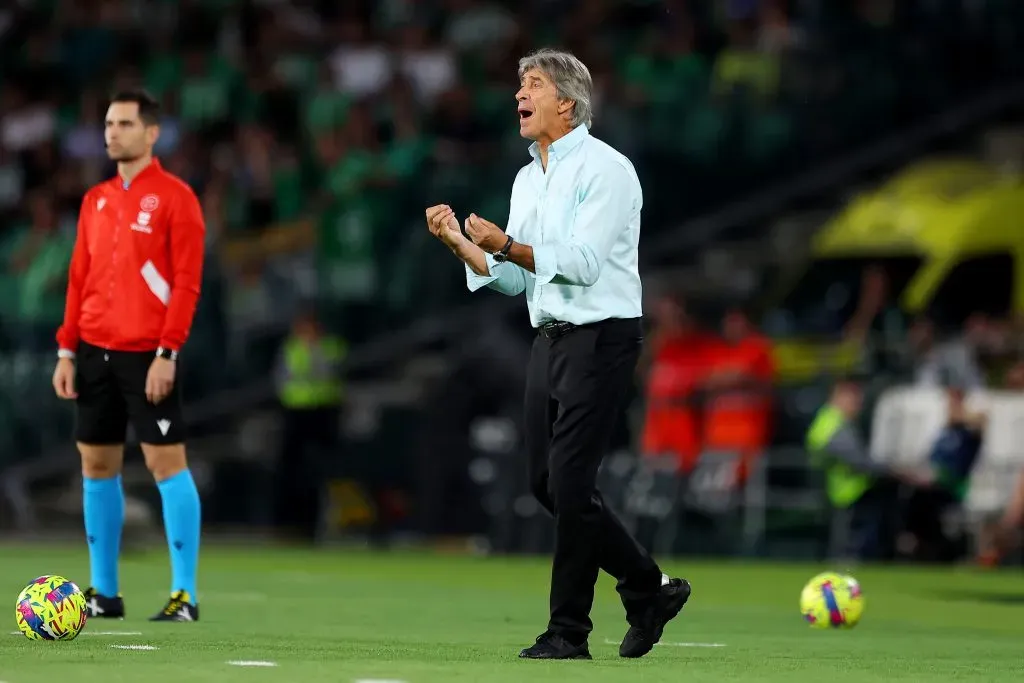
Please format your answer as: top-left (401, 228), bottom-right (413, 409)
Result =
top-left (518, 48), bottom-right (593, 128)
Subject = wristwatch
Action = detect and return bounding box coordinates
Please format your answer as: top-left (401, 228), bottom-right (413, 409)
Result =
top-left (156, 347), bottom-right (178, 362)
top-left (493, 235), bottom-right (514, 263)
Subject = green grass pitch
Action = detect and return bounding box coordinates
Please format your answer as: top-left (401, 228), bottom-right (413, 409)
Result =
top-left (2, 544), bottom-right (1022, 682)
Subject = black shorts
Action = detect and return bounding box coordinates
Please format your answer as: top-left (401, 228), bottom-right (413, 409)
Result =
top-left (74, 341), bottom-right (186, 445)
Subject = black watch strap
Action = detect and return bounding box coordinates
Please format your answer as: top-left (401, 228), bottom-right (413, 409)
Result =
top-left (493, 235), bottom-right (514, 262)
top-left (156, 346), bottom-right (178, 361)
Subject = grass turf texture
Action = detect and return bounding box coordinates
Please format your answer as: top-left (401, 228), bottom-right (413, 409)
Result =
top-left (2, 546), bottom-right (1022, 682)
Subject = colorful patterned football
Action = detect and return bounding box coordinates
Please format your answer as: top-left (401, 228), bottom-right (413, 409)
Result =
top-left (14, 575), bottom-right (88, 641)
top-left (800, 572), bottom-right (864, 629)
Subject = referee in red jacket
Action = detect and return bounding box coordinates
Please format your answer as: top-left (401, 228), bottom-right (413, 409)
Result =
top-left (51, 91), bottom-right (205, 622)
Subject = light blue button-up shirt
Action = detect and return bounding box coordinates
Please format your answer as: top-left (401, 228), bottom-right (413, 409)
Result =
top-left (465, 124), bottom-right (643, 328)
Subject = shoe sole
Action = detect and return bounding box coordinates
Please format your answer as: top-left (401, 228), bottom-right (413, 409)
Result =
top-left (519, 653), bottom-right (592, 660)
top-left (620, 581), bottom-right (692, 658)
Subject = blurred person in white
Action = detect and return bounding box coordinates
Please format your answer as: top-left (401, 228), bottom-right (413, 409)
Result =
top-left (425, 48), bottom-right (689, 661)
top-left (443, 0), bottom-right (518, 53)
top-left (907, 315), bottom-right (984, 390)
top-left (329, 19), bottom-right (392, 98)
top-left (396, 23), bottom-right (457, 105)
top-left (0, 84), bottom-right (56, 153)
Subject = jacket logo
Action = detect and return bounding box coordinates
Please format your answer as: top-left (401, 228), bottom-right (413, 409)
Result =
top-left (140, 194), bottom-right (160, 212)
top-left (131, 211), bottom-right (153, 234)
top-left (97, 198), bottom-right (106, 211)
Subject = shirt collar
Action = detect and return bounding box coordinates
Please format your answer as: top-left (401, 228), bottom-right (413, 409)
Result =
top-left (119, 157), bottom-right (162, 190)
top-left (528, 123), bottom-right (589, 163)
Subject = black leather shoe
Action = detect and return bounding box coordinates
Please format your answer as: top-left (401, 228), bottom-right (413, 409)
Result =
top-left (619, 578), bottom-right (691, 658)
top-left (519, 631), bottom-right (592, 660)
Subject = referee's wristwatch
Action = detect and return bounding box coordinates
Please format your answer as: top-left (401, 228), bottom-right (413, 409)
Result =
top-left (156, 347), bottom-right (178, 362)
top-left (492, 235), bottom-right (514, 263)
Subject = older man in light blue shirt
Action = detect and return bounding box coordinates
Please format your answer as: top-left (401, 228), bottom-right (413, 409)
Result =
top-left (463, 121), bottom-right (643, 327)
top-left (425, 48), bottom-right (689, 662)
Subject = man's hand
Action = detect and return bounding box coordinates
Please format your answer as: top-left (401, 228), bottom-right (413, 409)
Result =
top-left (464, 214), bottom-right (507, 253)
top-left (895, 466), bottom-right (935, 489)
top-left (52, 358), bottom-right (77, 400)
top-left (145, 357), bottom-right (176, 404)
top-left (425, 204), bottom-right (466, 249)
top-left (425, 204), bottom-right (493, 276)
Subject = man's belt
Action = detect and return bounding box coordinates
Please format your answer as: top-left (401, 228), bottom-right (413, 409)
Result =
top-left (537, 321), bottom-right (577, 339)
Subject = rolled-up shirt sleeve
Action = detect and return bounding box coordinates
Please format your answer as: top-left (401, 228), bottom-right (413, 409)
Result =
top-left (465, 255), bottom-right (527, 296)
top-left (532, 161), bottom-right (634, 287)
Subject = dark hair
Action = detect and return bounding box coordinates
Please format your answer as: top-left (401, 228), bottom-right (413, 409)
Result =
top-left (109, 90), bottom-right (160, 125)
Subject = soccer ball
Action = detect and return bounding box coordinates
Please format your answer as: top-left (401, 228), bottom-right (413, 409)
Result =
top-left (799, 571), bottom-right (864, 629)
top-left (14, 575), bottom-right (88, 641)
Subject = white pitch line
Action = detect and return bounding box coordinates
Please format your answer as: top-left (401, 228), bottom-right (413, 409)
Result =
top-left (227, 661), bottom-right (278, 667)
top-left (110, 644), bottom-right (158, 650)
top-left (603, 638), bottom-right (726, 648)
top-left (659, 641), bottom-right (726, 648)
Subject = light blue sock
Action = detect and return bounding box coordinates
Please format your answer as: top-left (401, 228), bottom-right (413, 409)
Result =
top-left (156, 469), bottom-right (201, 600)
top-left (83, 475), bottom-right (124, 597)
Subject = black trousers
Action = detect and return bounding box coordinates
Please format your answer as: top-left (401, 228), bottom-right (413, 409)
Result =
top-left (904, 486), bottom-right (961, 562)
top-left (525, 317), bottom-right (662, 640)
top-left (274, 406), bottom-right (338, 540)
top-left (848, 477), bottom-right (902, 561)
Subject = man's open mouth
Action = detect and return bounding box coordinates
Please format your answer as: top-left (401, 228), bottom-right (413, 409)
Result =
top-left (519, 109), bottom-right (533, 120)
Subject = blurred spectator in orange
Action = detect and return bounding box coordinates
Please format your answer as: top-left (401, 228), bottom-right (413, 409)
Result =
top-left (702, 306), bottom-right (776, 483)
top-left (638, 293), bottom-right (716, 473)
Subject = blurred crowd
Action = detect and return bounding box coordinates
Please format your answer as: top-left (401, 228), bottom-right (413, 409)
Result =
top-left (639, 294), bottom-right (775, 481)
top-left (633, 255), bottom-right (1024, 562)
top-left (2, 0), bottom-right (1024, 552)
top-left (1, 0), bottom-right (1022, 379)
top-left (842, 265), bottom-right (1024, 391)
top-left (638, 263), bottom-right (1024, 478)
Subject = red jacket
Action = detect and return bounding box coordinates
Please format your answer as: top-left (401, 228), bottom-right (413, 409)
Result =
top-left (57, 159), bottom-right (205, 353)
